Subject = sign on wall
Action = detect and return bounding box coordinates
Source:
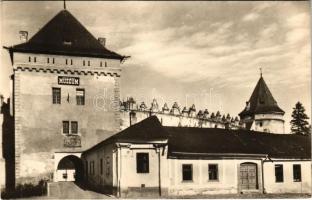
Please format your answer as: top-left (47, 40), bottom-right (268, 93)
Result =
top-left (58, 76), bottom-right (80, 86)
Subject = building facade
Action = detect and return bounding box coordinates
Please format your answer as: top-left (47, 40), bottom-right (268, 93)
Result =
top-left (3, 9), bottom-right (126, 185)
top-left (82, 116), bottom-right (311, 197)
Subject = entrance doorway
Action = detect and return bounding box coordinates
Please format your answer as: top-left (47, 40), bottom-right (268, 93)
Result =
top-left (56, 155), bottom-right (83, 182)
top-left (239, 163), bottom-right (258, 190)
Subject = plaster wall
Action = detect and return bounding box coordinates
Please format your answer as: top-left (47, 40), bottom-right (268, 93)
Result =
top-left (263, 160), bottom-right (311, 193)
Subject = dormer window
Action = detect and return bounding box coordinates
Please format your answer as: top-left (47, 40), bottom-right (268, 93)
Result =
top-left (63, 41), bottom-right (72, 46)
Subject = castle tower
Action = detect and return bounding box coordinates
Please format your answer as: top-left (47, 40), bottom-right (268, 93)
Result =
top-left (4, 9), bottom-right (127, 184)
top-left (239, 75), bottom-right (285, 133)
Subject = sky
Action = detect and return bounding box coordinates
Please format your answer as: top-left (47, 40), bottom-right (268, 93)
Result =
top-left (0, 1), bottom-right (311, 133)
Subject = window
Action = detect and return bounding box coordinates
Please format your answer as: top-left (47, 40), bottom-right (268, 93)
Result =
top-left (208, 164), bottom-right (218, 181)
top-left (65, 59), bottom-right (68, 65)
top-left (100, 61), bottom-right (103, 67)
top-left (105, 61), bottom-right (107, 67)
top-left (70, 59), bottom-right (73, 65)
top-left (100, 159), bottom-right (103, 175)
top-left (47, 58), bottom-right (50, 63)
top-left (83, 60), bottom-right (85, 66)
top-left (275, 164), bottom-right (284, 182)
top-left (52, 88), bottom-right (61, 104)
top-left (88, 60), bottom-right (90, 66)
top-left (63, 121), bottom-right (69, 134)
top-left (136, 153), bottom-right (149, 173)
top-left (182, 164), bottom-right (193, 181)
top-left (52, 58), bottom-right (55, 64)
top-left (293, 164), bottom-right (301, 182)
top-left (34, 57), bottom-right (37, 62)
top-left (71, 121), bottom-right (78, 134)
top-left (29, 57), bottom-right (31, 62)
top-left (76, 89), bottom-right (85, 105)
top-left (259, 122), bottom-right (263, 127)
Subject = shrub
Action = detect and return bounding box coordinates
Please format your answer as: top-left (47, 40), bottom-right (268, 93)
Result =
top-left (1, 179), bottom-right (47, 199)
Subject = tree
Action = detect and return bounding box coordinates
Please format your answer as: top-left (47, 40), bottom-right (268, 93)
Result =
top-left (290, 102), bottom-right (310, 135)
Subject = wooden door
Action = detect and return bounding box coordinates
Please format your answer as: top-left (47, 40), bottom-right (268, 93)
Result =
top-left (240, 163), bottom-right (257, 190)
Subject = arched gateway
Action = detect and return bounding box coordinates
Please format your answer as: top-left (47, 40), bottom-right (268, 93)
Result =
top-left (54, 152), bottom-right (83, 182)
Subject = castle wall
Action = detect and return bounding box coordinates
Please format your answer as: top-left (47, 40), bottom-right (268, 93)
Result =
top-left (13, 52), bottom-right (122, 184)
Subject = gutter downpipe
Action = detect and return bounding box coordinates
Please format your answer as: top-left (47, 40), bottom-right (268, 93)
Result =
top-left (158, 147), bottom-right (161, 197)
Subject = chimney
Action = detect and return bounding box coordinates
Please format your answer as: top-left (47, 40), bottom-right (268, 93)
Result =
top-left (19, 31), bottom-right (28, 42)
top-left (98, 37), bottom-right (106, 47)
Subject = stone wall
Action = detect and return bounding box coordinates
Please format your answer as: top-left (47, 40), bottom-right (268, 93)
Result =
top-left (120, 98), bottom-right (242, 130)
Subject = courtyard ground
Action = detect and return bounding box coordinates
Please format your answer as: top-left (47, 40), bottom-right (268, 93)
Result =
top-left (26, 182), bottom-right (311, 199)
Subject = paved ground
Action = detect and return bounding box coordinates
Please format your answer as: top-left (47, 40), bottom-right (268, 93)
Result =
top-left (46, 182), bottom-right (113, 199)
top-left (26, 182), bottom-right (311, 199)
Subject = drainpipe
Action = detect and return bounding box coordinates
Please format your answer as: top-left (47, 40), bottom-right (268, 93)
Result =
top-left (261, 158), bottom-right (265, 194)
top-left (158, 147), bottom-right (161, 197)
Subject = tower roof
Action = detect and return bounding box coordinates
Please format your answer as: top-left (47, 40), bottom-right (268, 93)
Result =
top-left (239, 76), bottom-right (284, 117)
top-left (4, 10), bottom-right (125, 60)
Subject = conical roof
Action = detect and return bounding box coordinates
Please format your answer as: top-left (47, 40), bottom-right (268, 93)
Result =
top-left (239, 76), bottom-right (284, 117)
top-left (5, 10), bottom-right (124, 60)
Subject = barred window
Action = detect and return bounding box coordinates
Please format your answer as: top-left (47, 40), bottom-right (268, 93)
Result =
top-left (182, 164), bottom-right (193, 181)
top-left (275, 164), bottom-right (284, 182)
top-left (293, 164), bottom-right (301, 182)
top-left (76, 89), bottom-right (85, 105)
top-left (52, 88), bottom-right (61, 104)
top-left (63, 121), bottom-right (69, 134)
top-left (71, 121), bottom-right (78, 134)
top-left (208, 164), bottom-right (218, 181)
top-left (136, 153), bottom-right (149, 173)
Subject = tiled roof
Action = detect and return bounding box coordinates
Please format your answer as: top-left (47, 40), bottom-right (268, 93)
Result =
top-left (239, 76), bottom-right (284, 117)
top-left (84, 116), bottom-right (310, 159)
top-left (5, 10), bottom-right (125, 60)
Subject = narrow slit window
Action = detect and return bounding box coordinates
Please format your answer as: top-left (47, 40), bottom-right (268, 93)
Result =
top-left (47, 58), bottom-right (50, 63)
top-left (52, 58), bottom-right (55, 64)
top-left (34, 57), bottom-right (37, 62)
top-left (88, 60), bottom-right (90, 66)
top-left (83, 60), bottom-right (85, 66)
top-left (70, 59), bottom-right (73, 65)
top-left (105, 61), bottom-right (107, 67)
top-left (65, 59), bottom-right (68, 65)
top-left (100, 61), bottom-right (102, 67)
top-left (29, 57), bottom-right (31, 62)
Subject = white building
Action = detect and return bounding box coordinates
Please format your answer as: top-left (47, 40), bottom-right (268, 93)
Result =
top-left (82, 116), bottom-right (311, 197)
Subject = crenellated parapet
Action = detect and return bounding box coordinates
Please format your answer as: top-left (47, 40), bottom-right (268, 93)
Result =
top-left (120, 98), bottom-right (244, 130)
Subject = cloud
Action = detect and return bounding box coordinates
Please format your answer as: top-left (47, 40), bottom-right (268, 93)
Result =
top-left (242, 13), bottom-right (260, 22)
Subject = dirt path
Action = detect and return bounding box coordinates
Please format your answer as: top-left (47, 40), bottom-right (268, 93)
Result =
top-left (47, 182), bottom-right (113, 199)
